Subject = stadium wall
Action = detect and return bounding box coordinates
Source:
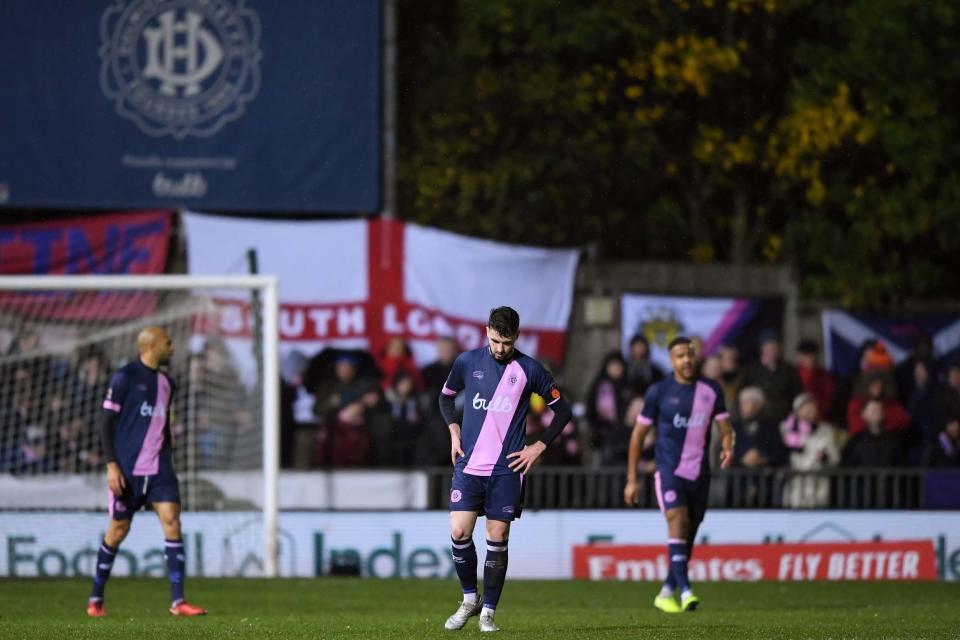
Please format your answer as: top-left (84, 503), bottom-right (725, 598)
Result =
top-left (3, 511), bottom-right (959, 581)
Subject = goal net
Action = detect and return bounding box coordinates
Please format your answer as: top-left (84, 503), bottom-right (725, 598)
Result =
top-left (0, 275), bottom-right (279, 577)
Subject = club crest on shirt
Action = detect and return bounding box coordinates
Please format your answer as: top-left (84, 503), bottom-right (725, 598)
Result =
top-left (509, 375), bottom-right (518, 385)
top-left (472, 370), bottom-right (484, 379)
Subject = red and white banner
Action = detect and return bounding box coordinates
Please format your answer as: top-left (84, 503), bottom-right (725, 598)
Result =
top-left (183, 213), bottom-right (579, 368)
top-left (573, 540), bottom-right (938, 582)
top-left (0, 212), bottom-right (172, 320)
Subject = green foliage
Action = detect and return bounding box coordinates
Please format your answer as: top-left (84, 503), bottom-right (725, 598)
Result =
top-left (396, 0), bottom-right (960, 307)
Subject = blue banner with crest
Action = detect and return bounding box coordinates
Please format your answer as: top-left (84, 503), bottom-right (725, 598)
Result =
top-left (0, 0), bottom-right (381, 212)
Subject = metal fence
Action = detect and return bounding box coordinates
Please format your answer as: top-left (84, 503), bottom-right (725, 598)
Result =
top-left (424, 467), bottom-right (938, 510)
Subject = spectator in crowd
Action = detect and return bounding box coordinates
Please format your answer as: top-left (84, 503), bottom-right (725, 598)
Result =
top-left (586, 351), bottom-right (634, 465)
top-left (280, 350), bottom-right (319, 469)
top-left (321, 379), bottom-right (375, 467)
top-left (689, 334), bottom-right (706, 373)
top-left (312, 352), bottom-right (377, 467)
top-left (794, 339), bottom-right (836, 419)
top-left (625, 333), bottom-right (662, 396)
top-left (0, 423), bottom-right (56, 474)
top-left (741, 330), bottom-right (803, 423)
top-left (0, 365), bottom-right (44, 453)
top-left (732, 386), bottom-right (787, 469)
top-left (895, 334), bottom-right (934, 405)
top-left (717, 343), bottom-right (743, 421)
top-left (419, 336), bottom-right (461, 466)
top-left (781, 393), bottom-right (842, 507)
top-left (845, 369), bottom-right (910, 437)
top-left (383, 371), bottom-right (424, 466)
top-left (922, 415), bottom-right (960, 467)
top-left (781, 393), bottom-right (843, 461)
top-left (841, 400), bottom-right (904, 467)
top-left (375, 336), bottom-right (423, 392)
top-left (905, 357), bottom-right (950, 462)
top-left (189, 337), bottom-right (255, 470)
top-left (937, 361), bottom-right (960, 421)
top-left (421, 336), bottom-right (459, 394)
top-left (526, 388), bottom-right (581, 465)
top-left (829, 338), bottom-right (883, 425)
top-left (700, 354), bottom-right (722, 382)
top-left (316, 354), bottom-right (367, 417)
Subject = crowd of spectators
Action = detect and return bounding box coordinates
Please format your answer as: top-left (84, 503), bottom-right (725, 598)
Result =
top-left (0, 332), bottom-right (110, 474)
top-left (280, 335), bottom-right (581, 469)
top-left (585, 330), bottom-right (960, 480)
top-left (3, 323), bottom-right (960, 476)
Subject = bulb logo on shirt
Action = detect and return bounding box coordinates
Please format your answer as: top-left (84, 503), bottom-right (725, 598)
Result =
top-left (139, 401), bottom-right (167, 418)
top-left (673, 412), bottom-right (708, 429)
top-left (473, 393), bottom-right (514, 413)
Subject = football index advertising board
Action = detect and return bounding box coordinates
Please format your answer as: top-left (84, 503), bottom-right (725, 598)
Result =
top-left (0, 0), bottom-right (381, 212)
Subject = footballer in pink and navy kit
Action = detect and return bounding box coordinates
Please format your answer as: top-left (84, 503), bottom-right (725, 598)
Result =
top-left (625, 336), bottom-right (734, 615)
top-left (438, 307), bottom-right (572, 632)
top-left (86, 326), bottom-right (205, 619)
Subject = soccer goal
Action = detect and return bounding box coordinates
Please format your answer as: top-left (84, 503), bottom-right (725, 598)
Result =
top-left (0, 275), bottom-right (281, 577)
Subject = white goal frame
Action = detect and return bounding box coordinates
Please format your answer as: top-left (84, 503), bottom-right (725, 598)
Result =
top-left (0, 274), bottom-right (281, 578)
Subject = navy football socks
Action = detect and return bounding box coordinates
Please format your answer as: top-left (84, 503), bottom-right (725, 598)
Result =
top-left (482, 539), bottom-right (508, 610)
top-left (89, 539), bottom-right (118, 601)
top-left (165, 539), bottom-right (186, 605)
top-left (668, 538), bottom-right (691, 594)
top-left (451, 537), bottom-right (478, 597)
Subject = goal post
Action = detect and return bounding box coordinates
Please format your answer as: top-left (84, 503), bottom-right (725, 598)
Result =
top-left (0, 274), bottom-right (281, 578)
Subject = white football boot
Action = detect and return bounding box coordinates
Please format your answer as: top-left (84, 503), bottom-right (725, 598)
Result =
top-left (478, 608), bottom-right (499, 632)
top-left (444, 596), bottom-right (482, 630)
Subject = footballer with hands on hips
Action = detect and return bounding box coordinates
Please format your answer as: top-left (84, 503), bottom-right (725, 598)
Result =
top-left (438, 306), bottom-right (573, 632)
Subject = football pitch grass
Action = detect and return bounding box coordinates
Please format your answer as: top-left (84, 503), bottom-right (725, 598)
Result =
top-left (1, 578), bottom-right (958, 639)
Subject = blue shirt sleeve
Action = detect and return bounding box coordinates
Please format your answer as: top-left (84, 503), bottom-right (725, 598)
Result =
top-left (103, 370), bottom-right (129, 413)
top-left (638, 383), bottom-right (660, 426)
top-left (442, 353), bottom-right (466, 395)
top-left (529, 359), bottom-right (561, 405)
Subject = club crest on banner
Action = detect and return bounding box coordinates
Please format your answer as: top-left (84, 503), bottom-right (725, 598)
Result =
top-left (635, 306), bottom-right (684, 350)
top-left (99, 0), bottom-right (262, 139)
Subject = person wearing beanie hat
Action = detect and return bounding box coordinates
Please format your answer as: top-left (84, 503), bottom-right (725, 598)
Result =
top-left (864, 341), bottom-right (894, 372)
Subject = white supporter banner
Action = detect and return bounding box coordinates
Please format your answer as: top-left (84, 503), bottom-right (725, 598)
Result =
top-left (183, 213), bottom-right (579, 378)
top-left (3, 511), bottom-right (959, 580)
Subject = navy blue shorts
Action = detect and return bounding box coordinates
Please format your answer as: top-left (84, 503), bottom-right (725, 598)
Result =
top-left (108, 464), bottom-right (180, 521)
top-left (449, 468), bottom-right (524, 522)
top-left (654, 469), bottom-right (709, 526)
